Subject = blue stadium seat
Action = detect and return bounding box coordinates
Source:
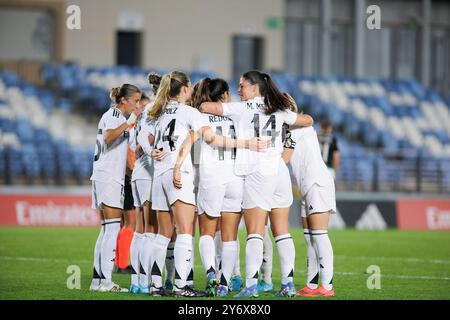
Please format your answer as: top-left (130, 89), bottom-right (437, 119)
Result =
top-left (5, 147), bottom-right (23, 179)
top-left (16, 118), bottom-right (35, 144)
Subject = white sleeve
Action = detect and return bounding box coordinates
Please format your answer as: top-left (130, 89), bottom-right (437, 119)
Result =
top-left (137, 120), bottom-right (156, 155)
top-left (144, 117), bottom-right (156, 136)
top-left (189, 108), bottom-right (208, 132)
top-left (221, 102), bottom-right (244, 119)
top-left (283, 110), bottom-right (298, 126)
top-left (104, 111), bottom-right (123, 131)
top-left (128, 127), bottom-right (136, 151)
top-left (137, 128), bottom-right (152, 155)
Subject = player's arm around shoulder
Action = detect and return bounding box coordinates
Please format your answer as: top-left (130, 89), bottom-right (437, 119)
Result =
top-left (199, 101), bottom-right (223, 115)
top-left (282, 128), bottom-right (296, 164)
top-left (294, 112), bottom-right (314, 127)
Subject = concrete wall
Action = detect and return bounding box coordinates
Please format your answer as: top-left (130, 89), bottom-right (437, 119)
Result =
top-left (13, 0), bottom-right (285, 79)
top-left (0, 7), bottom-right (55, 61)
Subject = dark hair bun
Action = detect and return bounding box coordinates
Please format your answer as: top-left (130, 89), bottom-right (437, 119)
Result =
top-left (148, 72), bottom-right (162, 86)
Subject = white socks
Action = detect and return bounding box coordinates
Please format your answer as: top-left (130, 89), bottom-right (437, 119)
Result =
top-left (199, 235), bottom-right (216, 275)
top-left (303, 229), bottom-right (319, 289)
top-left (221, 240), bottom-right (238, 286)
top-left (138, 232), bottom-right (155, 288)
top-left (261, 227), bottom-right (273, 284)
top-left (274, 233), bottom-right (295, 285)
top-left (165, 241), bottom-right (175, 284)
top-left (245, 234), bottom-right (264, 287)
top-left (130, 232), bottom-right (144, 286)
top-left (99, 218), bottom-right (121, 284)
top-left (186, 237), bottom-right (195, 287)
top-left (233, 237), bottom-right (241, 276)
top-left (214, 231), bottom-right (222, 272)
top-left (174, 234), bottom-right (193, 289)
top-left (91, 220), bottom-right (105, 287)
top-left (150, 234), bottom-right (170, 288)
top-left (311, 229), bottom-right (334, 290)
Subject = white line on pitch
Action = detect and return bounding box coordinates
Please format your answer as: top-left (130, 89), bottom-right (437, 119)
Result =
top-left (1, 255), bottom-right (449, 281)
top-left (332, 271), bottom-right (450, 281)
top-left (0, 256), bottom-right (92, 264)
top-left (335, 255), bottom-right (450, 265)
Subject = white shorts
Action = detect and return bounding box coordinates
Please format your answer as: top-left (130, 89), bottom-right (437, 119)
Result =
top-left (151, 169), bottom-right (196, 211)
top-left (197, 179), bottom-right (244, 218)
top-left (91, 180), bottom-right (124, 210)
top-left (300, 181), bottom-right (336, 218)
top-left (272, 161), bottom-right (293, 209)
top-left (243, 169), bottom-right (278, 212)
top-left (132, 179), bottom-right (152, 208)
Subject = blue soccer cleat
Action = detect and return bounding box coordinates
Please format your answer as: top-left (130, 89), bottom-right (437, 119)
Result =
top-left (275, 282), bottom-right (296, 297)
top-left (257, 280), bottom-right (274, 293)
top-left (129, 284), bottom-right (140, 294)
top-left (205, 272), bottom-right (218, 297)
top-left (233, 285), bottom-right (259, 298)
top-left (217, 285), bottom-right (229, 297)
top-left (230, 275), bottom-right (244, 292)
top-left (139, 285), bottom-right (150, 294)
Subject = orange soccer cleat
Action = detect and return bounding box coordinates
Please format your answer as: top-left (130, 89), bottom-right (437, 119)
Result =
top-left (300, 285), bottom-right (335, 297)
top-left (296, 285), bottom-right (318, 296)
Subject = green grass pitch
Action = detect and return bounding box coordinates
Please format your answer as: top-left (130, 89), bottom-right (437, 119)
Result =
top-left (0, 227), bottom-right (449, 300)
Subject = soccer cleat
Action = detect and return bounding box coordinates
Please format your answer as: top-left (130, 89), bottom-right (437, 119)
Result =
top-left (233, 285), bottom-right (259, 298)
top-left (296, 285), bottom-right (317, 297)
top-left (129, 284), bottom-right (140, 294)
top-left (205, 272), bottom-right (218, 297)
top-left (230, 275), bottom-right (244, 292)
top-left (275, 282), bottom-right (296, 297)
top-left (217, 285), bottom-right (229, 297)
top-left (257, 280), bottom-right (274, 293)
top-left (165, 279), bottom-right (174, 291)
top-left (89, 282), bottom-right (101, 292)
top-left (301, 285), bottom-right (335, 297)
top-left (150, 284), bottom-right (170, 296)
top-left (139, 285), bottom-right (150, 294)
top-left (98, 281), bottom-right (129, 293)
top-left (173, 285), bottom-right (206, 298)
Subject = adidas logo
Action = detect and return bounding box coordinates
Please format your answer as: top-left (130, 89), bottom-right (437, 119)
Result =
top-left (355, 203), bottom-right (387, 230)
top-left (329, 208), bottom-right (346, 230)
top-left (309, 205), bottom-right (313, 211)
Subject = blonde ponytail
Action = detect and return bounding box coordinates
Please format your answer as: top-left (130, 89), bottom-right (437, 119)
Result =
top-left (148, 74), bottom-right (171, 120)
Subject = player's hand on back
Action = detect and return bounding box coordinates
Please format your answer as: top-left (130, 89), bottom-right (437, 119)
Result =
top-left (151, 149), bottom-right (167, 161)
top-left (247, 137), bottom-right (270, 151)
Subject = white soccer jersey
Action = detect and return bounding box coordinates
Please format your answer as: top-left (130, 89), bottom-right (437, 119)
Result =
top-left (285, 126), bottom-right (334, 197)
top-left (90, 107), bottom-right (129, 185)
top-left (132, 111), bottom-right (156, 181)
top-left (153, 101), bottom-right (207, 177)
top-left (222, 96), bottom-right (297, 176)
top-left (197, 113), bottom-right (238, 187)
top-left (129, 125), bottom-right (137, 153)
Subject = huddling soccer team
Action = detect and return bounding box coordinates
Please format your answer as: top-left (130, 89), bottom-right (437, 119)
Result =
top-left (88, 70), bottom-right (336, 298)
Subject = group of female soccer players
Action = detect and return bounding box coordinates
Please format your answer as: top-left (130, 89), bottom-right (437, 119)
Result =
top-left (88, 69), bottom-right (336, 298)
